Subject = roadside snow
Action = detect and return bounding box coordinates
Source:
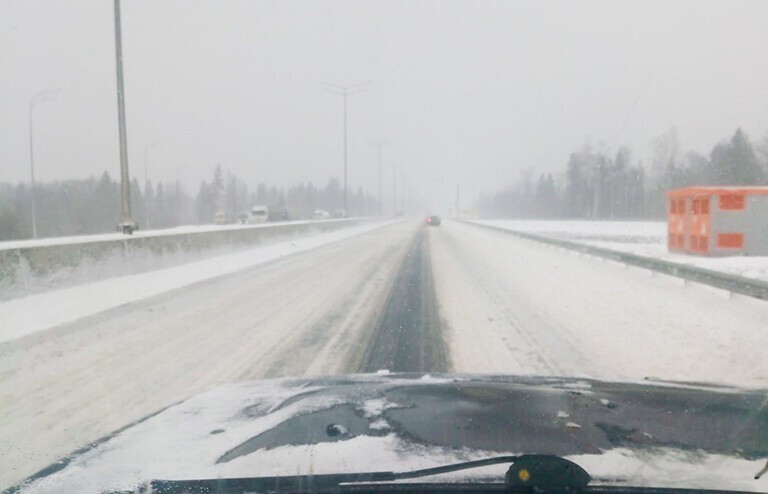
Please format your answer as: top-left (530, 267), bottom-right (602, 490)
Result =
top-left (474, 220), bottom-right (666, 244)
top-left (474, 220), bottom-right (768, 282)
top-left (0, 221), bottom-right (395, 345)
top-left (430, 221), bottom-right (768, 388)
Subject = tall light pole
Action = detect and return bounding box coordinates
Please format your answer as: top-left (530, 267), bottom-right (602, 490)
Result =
top-left (28, 89), bottom-right (60, 239)
top-left (143, 141), bottom-right (161, 229)
top-left (321, 81), bottom-right (370, 217)
top-left (114, 0), bottom-right (137, 234)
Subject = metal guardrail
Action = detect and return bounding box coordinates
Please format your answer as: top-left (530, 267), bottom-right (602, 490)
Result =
top-left (465, 221), bottom-right (768, 301)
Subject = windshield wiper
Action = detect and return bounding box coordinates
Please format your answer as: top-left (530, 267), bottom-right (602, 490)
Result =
top-left (124, 455), bottom-right (758, 494)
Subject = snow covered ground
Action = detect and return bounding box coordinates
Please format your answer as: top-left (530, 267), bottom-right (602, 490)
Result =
top-left (474, 219), bottom-right (768, 282)
top-left (430, 221), bottom-right (768, 387)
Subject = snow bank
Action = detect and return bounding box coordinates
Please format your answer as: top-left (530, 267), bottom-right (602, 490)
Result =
top-left (474, 220), bottom-right (768, 282)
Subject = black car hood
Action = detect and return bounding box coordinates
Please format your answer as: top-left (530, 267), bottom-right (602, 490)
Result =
top-left (13, 373), bottom-right (768, 493)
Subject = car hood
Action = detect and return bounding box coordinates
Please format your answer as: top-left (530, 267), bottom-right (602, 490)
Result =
top-left (13, 373), bottom-right (768, 493)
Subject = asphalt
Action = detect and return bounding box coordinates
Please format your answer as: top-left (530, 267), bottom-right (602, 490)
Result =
top-left (359, 225), bottom-right (448, 373)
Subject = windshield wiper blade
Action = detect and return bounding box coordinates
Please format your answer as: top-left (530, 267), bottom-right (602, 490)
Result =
top-left (132, 455), bottom-right (761, 494)
top-left (144, 455), bottom-right (520, 493)
top-left (141, 455), bottom-right (593, 494)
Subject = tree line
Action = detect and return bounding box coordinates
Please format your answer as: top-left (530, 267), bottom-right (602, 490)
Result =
top-left (0, 164), bottom-right (380, 240)
top-left (478, 128), bottom-right (768, 219)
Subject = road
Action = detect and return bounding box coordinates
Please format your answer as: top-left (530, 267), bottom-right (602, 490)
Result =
top-left (3, 219), bottom-right (768, 488)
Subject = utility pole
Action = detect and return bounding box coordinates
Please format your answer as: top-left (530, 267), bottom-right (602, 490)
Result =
top-left (28, 89), bottom-right (60, 239)
top-left (321, 81), bottom-right (370, 217)
top-left (114, 0), bottom-right (137, 234)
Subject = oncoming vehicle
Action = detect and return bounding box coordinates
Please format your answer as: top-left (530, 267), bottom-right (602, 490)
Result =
top-left (242, 205), bottom-right (269, 224)
top-left (213, 211), bottom-right (227, 225)
top-left (313, 209), bottom-right (331, 220)
top-left (268, 206), bottom-right (289, 222)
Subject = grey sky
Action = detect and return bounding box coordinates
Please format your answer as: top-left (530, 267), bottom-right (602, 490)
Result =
top-left (2, 0), bottom-right (767, 211)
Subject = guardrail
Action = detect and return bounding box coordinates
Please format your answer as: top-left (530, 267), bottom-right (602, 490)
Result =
top-left (0, 218), bottom-right (382, 301)
top-left (464, 221), bottom-right (768, 301)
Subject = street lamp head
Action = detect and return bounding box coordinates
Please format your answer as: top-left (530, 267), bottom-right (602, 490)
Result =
top-left (30, 88), bottom-right (61, 109)
top-left (320, 81), bottom-right (372, 96)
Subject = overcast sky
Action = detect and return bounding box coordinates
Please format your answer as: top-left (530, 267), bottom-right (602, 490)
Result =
top-left (2, 0), bottom-right (767, 211)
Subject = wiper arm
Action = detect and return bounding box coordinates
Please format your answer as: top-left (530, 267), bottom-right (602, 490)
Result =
top-left (134, 455), bottom-right (761, 494)
top-left (143, 455), bottom-right (519, 494)
top-left (381, 455), bottom-right (520, 481)
top-left (141, 455), bottom-right (590, 494)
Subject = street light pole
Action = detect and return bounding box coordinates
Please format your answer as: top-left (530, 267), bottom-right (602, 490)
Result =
top-left (114, 0), bottom-right (137, 234)
top-left (321, 81), bottom-right (370, 217)
top-left (28, 89), bottom-right (60, 239)
top-left (343, 92), bottom-right (347, 215)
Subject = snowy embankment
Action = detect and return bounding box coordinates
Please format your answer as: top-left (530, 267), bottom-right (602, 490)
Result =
top-left (0, 220), bottom-right (396, 345)
top-left (473, 220), bottom-right (768, 283)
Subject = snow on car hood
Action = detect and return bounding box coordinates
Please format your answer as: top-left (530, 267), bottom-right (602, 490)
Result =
top-left (13, 373), bottom-right (768, 493)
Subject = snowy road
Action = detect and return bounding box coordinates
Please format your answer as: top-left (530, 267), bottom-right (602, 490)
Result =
top-left (0, 221), bottom-right (414, 488)
top-left (4, 219), bottom-right (768, 489)
top-left (430, 221), bottom-right (768, 384)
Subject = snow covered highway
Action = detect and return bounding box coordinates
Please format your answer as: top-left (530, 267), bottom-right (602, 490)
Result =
top-left (3, 219), bottom-right (768, 489)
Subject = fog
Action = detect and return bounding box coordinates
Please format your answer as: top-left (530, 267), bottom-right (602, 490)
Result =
top-left (2, 0), bottom-right (767, 214)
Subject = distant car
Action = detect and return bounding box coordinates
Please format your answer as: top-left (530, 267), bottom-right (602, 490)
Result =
top-left (213, 211), bottom-right (227, 225)
top-left (313, 209), bottom-right (331, 220)
top-left (242, 205), bottom-right (269, 224)
top-left (269, 207), bottom-right (289, 222)
top-left (426, 215), bottom-right (441, 226)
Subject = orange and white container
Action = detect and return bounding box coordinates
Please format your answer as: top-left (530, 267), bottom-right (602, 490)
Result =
top-left (666, 187), bottom-right (768, 256)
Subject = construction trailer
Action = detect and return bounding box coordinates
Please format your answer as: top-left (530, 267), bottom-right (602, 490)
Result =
top-left (666, 186), bottom-right (768, 256)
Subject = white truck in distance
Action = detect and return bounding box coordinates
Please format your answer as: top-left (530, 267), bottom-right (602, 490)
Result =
top-left (313, 209), bottom-right (331, 220)
top-left (241, 206), bottom-right (269, 224)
